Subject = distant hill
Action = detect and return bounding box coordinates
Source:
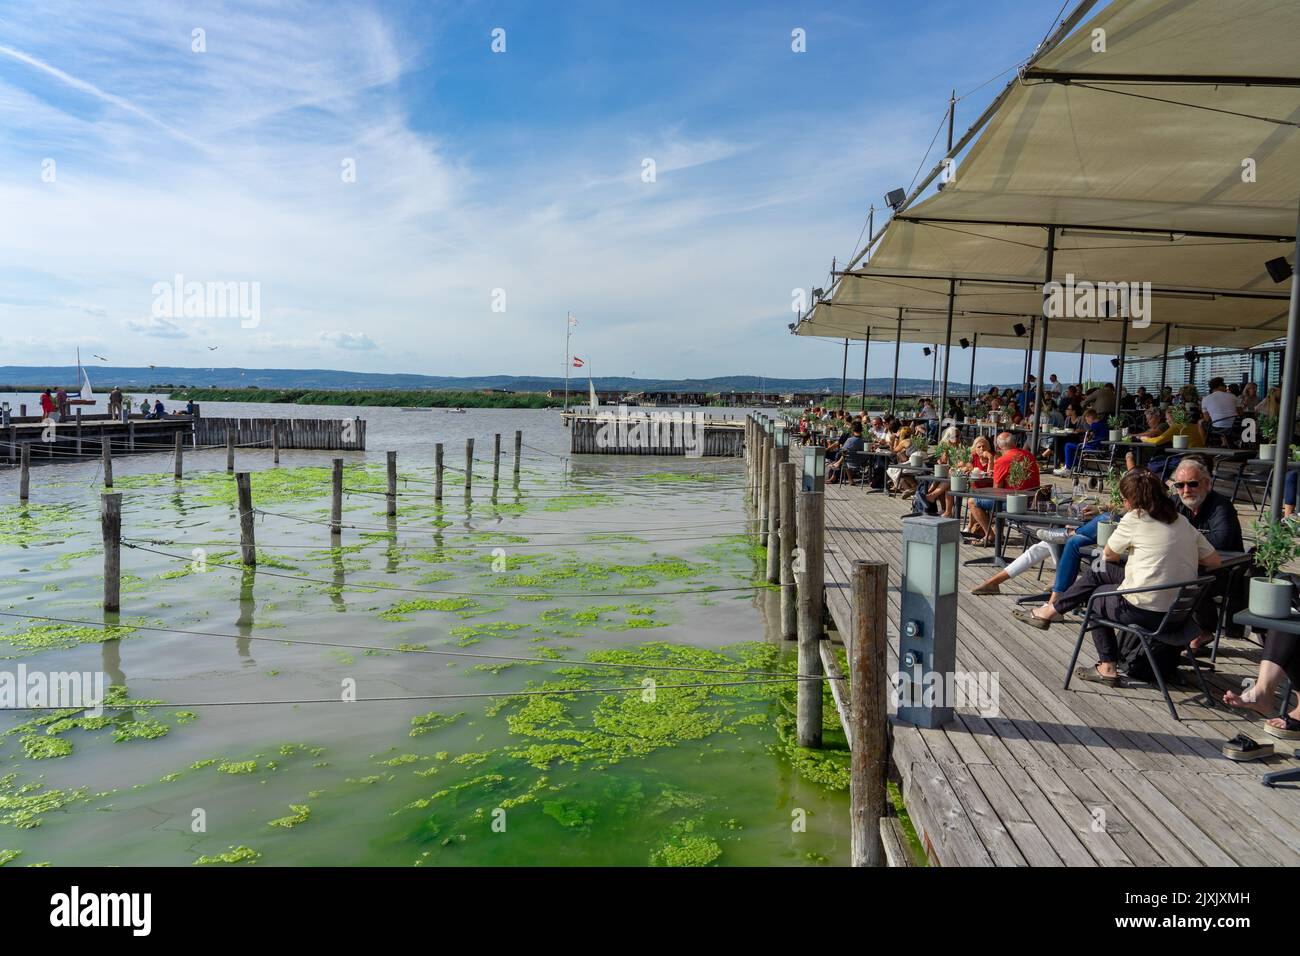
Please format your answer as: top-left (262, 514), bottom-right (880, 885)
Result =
top-left (0, 365), bottom-right (1000, 394)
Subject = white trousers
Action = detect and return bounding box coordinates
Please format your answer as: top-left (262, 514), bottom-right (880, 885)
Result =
top-left (1003, 540), bottom-right (1061, 579)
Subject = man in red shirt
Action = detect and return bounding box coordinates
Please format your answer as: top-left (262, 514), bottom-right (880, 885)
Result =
top-left (968, 432), bottom-right (1039, 545)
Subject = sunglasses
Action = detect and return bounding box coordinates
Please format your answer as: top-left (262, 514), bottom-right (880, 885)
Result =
top-left (1172, 481), bottom-right (1201, 489)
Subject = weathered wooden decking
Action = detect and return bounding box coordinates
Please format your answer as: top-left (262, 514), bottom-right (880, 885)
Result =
top-left (814, 478), bottom-right (1300, 867)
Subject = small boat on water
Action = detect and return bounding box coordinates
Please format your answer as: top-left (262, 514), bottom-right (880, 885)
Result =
top-left (444, 407), bottom-right (467, 414)
top-left (67, 349), bottom-right (97, 406)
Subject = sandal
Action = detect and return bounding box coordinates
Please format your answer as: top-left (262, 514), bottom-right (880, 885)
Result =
top-left (1074, 664), bottom-right (1123, 686)
top-left (1013, 609), bottom-right (1052, 631)
top-left (970, 582), bottom-right (1001, 596)
top-left (1265, 716), bottom-right (1300, 740)
top-left (1222, 734), bottom-right (1275, 761)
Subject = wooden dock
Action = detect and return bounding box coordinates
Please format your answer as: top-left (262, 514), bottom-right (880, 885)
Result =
top-left (806, 465), bottom-right (1300, 867)
top-left (567, 412), bottom-right (742, 456)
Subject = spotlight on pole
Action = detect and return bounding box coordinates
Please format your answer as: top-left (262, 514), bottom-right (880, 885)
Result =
top-left (884, 188), bottom-right (907, 211)
top-left (959, 338), bottom-right (970, 349)
top-left (1013, 323), bottom-right (1027, 338)
top-left (1265, 256), bottom-right (1293, 284)
top-left (923, 347), bottom-right (932, 357)
top-left (1110, 358), bottom-right (1120, 368)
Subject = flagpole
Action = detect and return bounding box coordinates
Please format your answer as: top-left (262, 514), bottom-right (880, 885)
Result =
top-left (564, 313), bottom-right (571, 413)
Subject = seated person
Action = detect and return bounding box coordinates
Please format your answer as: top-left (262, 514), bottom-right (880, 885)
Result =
top-left (1199, 376), bottom-right (1239, 434)
top-left (1223, 576), bottom-right (1300, 737)
top-left (1014, 470), bottom-right (1221, 685)
top-left (825, 422), bottom-right (865, 483)
top-left (918, 425), bottom-right (962, 517)
top-left (967, 432), bottom-right (1039, 547)
top-left (1170, 458), bottom-right (1243, 652)
top-left (1055, 408), bottom-right (1107, 475)
top-left (1124, 406), bottom-right (1204, 474)
top-left (884, 426), bottom-right (917, 495)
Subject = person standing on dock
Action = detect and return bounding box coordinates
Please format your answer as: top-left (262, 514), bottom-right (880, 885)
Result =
top-left (39, 388), bottom-right (58, 422)
top-left (56, 385), bottom-right (69, 419)
top-left (108, 386), bottom-right (123, 418)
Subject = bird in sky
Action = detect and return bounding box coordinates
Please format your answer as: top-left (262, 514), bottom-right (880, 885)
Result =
top-left (207, 346), bottom-right (219, 351)
top-left (92, 354), bottom-right (108, 362)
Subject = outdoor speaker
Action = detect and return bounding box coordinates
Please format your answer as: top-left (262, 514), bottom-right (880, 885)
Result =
top-left (959, 338), bottom-right (970, 349)
top-left (1266, 256), bottom-right (1293, 284)
top-left (1013, 323), bottom-right (1027, 337)
top-left (884, 188), bottom-right (907, 210)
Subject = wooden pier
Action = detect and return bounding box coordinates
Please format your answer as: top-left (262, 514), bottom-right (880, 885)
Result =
top-left (567, 412), bottom-right (742, 456)
top-left (194, 416), bottom-right (365, 452)
top-left (803, 458), bottom-right (1300, 866)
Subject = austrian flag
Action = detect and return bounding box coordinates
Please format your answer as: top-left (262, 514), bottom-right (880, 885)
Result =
top-left (572, 357), bottom-right (585, 368)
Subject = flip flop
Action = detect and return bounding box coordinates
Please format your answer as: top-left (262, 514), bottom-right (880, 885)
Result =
top-left (1074, 664), bottom-right (1123, 687)
top-left (1222, 734), bottom-right (1275, 761)
top-left (1265, 716), bottom-right (1300, 740)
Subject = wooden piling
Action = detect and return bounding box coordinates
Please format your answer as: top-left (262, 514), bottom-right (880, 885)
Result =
top-left (173, 432), bottom-right (184, 479)
top-left (102, 492), bottom-right (122, 612)
top-left (19, 443), bottom-right (30, 501)
top-left (849, 560), bottom-right (889, 867)
top-left (795, 483), bottom-right (825, 748)
top-left (765, 444), bottom-right (784, 583)
top-left (75, 408), bottom-right (83, 455)
top-left (465, 438), bottom-right (474, 498)
top-left (759, 433), bottom-right (773, 535)
top-left (226, 430), bottom-right (235, 472)
top-left (386, 450), bottom-right (398, 517)
top-left (236, 472), bottom-right (256, 566)
top-left (330, 458), bottom-right (343, 536)
top-left (779, 462), bottom-right (797, 640)
top-left (273, 426), bottom-right (280, 464)
top-left (492, 434), bottom-right (501, 485)
top-left (513, 430), bottom-right (522, 477)
top-left (102, 440), bottom-right (113, 488)
top-left (435, 443), bottom-right (444, 501)
top-left (128, 420), bottom-right (136, 452)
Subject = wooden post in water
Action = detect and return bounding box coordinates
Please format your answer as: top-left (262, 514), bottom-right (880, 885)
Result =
top-left (386, 450), bottom-right (398, 517)
top-left (765, 443), bottom-right (784, 583)
top-left (272, 425), bottom-right (280, 464)
top-left (435, 443), bottom-right (444, 501)
top-left (795, 480), bottom-right (825, 748)
top-left (464, 438), bottom-right (474, 499)
top-left (492, 434), bottom-right (501, 485)
top-left (779, 462), bottom-right (797, 639)
top-left (173, 432), bottom-right (183, 480)
top-left (19, 443), bottom-right (30, 501)
top-left (102, 492), bottom-right (122, 612)
top-left (330, 458), bottom-right (343, 537)
top-left (226, 430), bottom-right (235, 472)
top-left (513, 430), bottom-right (522, 478)
top-left (236, 472), bottom-right (256, 566)
top-left (759, 432), bottom-right (773, 536)
top-left (128, 419), bottom-right (136, 452)
top-left (75, 408), bottom-right (82, 456)
top-left (849, 560), bottom-right (889, 867)
top-left (102, 439), bottom-right (114, 488)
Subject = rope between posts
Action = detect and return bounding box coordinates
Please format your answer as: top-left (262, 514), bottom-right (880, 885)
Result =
top-left (119, 540), bottom-right (790, 596)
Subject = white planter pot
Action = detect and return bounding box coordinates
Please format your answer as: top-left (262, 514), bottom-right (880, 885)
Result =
top-left (1259, 443), bottom-right (1276, 461)
top-left (1249, 577), bottom-right (1294, 619)
top-left (909, 453), bottom-right (923, 467)
top-left (1171, 435), bottom-right (1190, 450)
top-left (933, 463), bottom-right (949, 478)
top-left (1005, 494), bottom-right (1028, 515)
top-left (950, 474), bottom-right (969, 492)
top-left (1095, 520), bottom-right (1116, 548)
top-left (1108, 430), bottom-right (1122, 442)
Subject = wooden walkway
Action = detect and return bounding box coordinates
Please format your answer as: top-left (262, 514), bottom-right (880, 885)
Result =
top-left (813, 477), bottom-right (1300, 867)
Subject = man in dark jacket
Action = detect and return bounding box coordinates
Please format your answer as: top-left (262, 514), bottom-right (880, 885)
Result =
top-left (1171, 457), bottom-right (1244, 651)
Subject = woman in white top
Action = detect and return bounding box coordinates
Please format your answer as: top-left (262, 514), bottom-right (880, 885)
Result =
top-left (1014, 469), bottom-right (1220, 684)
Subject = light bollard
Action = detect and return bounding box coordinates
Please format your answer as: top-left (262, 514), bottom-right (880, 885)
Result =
top-left (896, 516), bottom-right (961, 729)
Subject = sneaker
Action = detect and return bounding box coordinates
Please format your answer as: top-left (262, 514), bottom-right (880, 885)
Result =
top-left (1053, 467), bottom-right (1070, 477)
top-left (1035, 528), bottom-right (1070, 545)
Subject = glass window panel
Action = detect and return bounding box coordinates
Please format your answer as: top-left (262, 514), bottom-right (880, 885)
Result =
top-left (905, 540), bottom-right (935, 597)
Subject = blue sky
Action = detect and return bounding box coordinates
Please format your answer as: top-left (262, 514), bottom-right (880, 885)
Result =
top-left (0, 0), bottom-right (1098, 383)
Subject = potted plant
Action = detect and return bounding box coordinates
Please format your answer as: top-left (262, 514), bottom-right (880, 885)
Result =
top-left (933, 441), bottom-right (955, 478)
top-left (1107, 414), bottom-right (1124, 443)
top-left (1248, 517), bottom-right (1298, 618)
top-left (1096, 469), bottom-right (1124, 547)
top-left (908, 434), bottom-right (928, 468)
top-left (1004, 456), bottom-right (1033, 515)
top-left (1258, 414), bottom-right (1279, 461)
top-left (949, 445), bottom-right (972, 491)
top-left (1169, 407), bottom-right (1191, 450)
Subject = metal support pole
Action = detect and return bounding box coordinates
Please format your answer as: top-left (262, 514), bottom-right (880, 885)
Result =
top-left (860, 335), bottom-right (870, 412)
top-left (890, 310), bottom-right (902, 417)
top-left (968, 333), bottom-right (978, 400)
top-left (1114, 307), bottom-right (1131, 399)
top-left (940, 278), bottom-right (955, 418)
top-left (840, 338), bottom-right (849, 412)
top-left (1269, 198), bottom-right (1300, 523)
top-left (1159, 322), bottom-right (1172, 393)
top-left (1030, 226), bottom-right (1056, 458)
top-left (1079, 338), bottom-right (1086, 388)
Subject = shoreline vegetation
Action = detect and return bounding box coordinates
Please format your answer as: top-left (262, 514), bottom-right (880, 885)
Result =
top-left (167, 387), bottom-right (566, 409)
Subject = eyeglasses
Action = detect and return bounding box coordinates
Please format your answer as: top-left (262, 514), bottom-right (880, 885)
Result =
top-left (1172, 481), bottom-right (1200, 489)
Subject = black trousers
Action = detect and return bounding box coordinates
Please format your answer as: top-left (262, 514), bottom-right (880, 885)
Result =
top-left (1262, 630), bottom-right (1300, 687)
top-left (1054, 562), bottom-right (1173, 670)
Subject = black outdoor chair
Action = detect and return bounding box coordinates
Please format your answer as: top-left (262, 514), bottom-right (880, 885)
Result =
top-left (1063, 575), bottom-right (1217, 721)
top-left (1204, 553), bottom-right (1254, 665)
top-left (1225, 458), bottom-right (1274, 515)
top-left (840, 449), bottom-right (870, 487)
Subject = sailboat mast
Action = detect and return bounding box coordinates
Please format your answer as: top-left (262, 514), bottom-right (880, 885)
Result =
top-left (564, 313), bottom-right (571, 413)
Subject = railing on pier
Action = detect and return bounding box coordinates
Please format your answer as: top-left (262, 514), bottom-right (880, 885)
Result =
top-left (194, 417), bottom-right (366, 451)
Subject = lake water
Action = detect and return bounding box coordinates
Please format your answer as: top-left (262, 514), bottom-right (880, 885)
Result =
top-left (0, 403), bottom-right (849, 866)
